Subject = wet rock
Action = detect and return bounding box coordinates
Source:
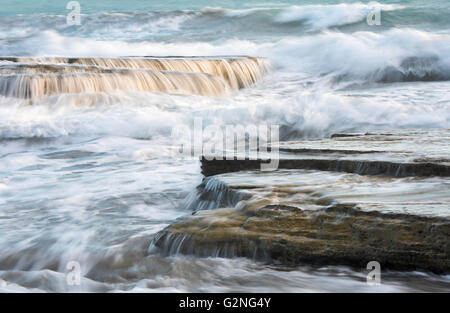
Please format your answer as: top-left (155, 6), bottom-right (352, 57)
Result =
top-left (201, 157), bottom-right (450, 177)
top-left (331, 133), bottom-right (362, 138)
top-left (152, 203), bottom-right (450, 274)
top-left (153, 129), bottom-right (450, 273)
top-left (201, 129), bottom-right (450, 177)
top-left (0, 56), bottom-right (270, 98)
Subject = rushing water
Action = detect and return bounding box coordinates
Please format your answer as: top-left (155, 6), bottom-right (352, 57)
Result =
top-left (0, 0), bottom-right (450, 292)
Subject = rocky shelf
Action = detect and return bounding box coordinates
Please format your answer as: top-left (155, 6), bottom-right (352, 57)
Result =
top-left (153, 203), bottom-right (449, 273)
top-left (201, 129), bottom-right (450, 177)
top-left (151, 129), bottom-right (450, 274)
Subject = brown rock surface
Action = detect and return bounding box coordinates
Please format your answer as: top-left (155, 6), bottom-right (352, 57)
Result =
top-left (153, 203), bottom-right (450, 273)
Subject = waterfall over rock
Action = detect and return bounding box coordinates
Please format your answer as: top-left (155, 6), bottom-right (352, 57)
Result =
top-left (0, 57), bottom-right (270, 101)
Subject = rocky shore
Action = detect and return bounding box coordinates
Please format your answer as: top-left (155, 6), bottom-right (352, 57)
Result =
top-left (153, 203), bottom-right (449, 273)
top-left (151, 130), bottom-right (450, 274)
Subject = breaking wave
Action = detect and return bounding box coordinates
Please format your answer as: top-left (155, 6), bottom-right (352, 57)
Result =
top-left (274, 2), bottom-right (404, 30)
top-left (2, 0), bottom-right (450, 293)
top-left (0, 88), bottom-right (448, 140)
top-left (0, 2), bottom-right (412, 44)
top-left (4, 28), bottom-right (450, 85)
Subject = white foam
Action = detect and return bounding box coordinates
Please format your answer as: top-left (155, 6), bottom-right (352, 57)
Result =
top-left (1, 83), bottom-right (448, 141)
top-left (267, 29), bottom-right (450, 82)
top-left (275, 2), bottom-right (404, 30)
top-left (3, 28), bottom-right (450, 83)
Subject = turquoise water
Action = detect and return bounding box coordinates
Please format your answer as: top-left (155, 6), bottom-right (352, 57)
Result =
top-left (2, 0), bottom-right (450, 14)
top-left (2, 0), bottom-right (450, 54)
top-left (1, 1), bottom-right (402, 14)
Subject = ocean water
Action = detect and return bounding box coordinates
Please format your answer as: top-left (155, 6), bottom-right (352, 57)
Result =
top-left (0, 0), bottom-right (449, 292)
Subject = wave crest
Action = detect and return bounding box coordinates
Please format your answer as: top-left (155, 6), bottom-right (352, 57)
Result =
top-left (275, 2), bottom-right (404, 30)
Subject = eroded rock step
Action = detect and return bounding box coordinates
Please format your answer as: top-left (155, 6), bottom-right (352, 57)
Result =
top-left (152, 170), bottom-right (450, 273)
top-left (0, 66), bottom-right (230, 99)
top-left (0, 56), bottom-right (270, 99)
top-left (201, 129), bottom-right (450, 177)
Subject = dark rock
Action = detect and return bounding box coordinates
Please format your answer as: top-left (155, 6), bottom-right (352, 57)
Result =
top-left (201, 157), bottom-right (450, 177)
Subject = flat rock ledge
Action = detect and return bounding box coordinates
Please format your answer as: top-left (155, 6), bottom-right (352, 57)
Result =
top-left (152, 129), bottom-right (450, 273)
top-left (201, 129), bottom-right (450, 177)
top-left (152, 203), bottom-right (450, 274)
top-left (201, 157), bottom-right (450, 177)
